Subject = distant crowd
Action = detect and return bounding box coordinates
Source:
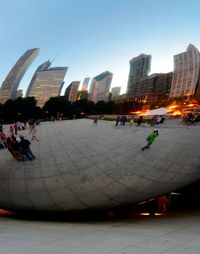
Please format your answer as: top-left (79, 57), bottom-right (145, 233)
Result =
top-left (183, 112), bottom-right (200, 125)
top-left (114, 115), bottom-right (165, 127)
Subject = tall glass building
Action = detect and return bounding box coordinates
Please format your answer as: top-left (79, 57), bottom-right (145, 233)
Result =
top-left (0, 48), bottom-right (39, 103)
top-left (27, 66), bottom-right (68, 107)
top-left (111, 87), bottom-right (121, 99)
top-left (82, 78), bottom-right (90, 91)
top-left (65, 81), bottom-right (80, 102)
top-left (169, 44), bottom-right (200, 98)
top-left (127, 54), bottom-right (151, 95)
top-left (26, 60), bottom-right (51, 97)
top-left (89, 71), bottom-right (113, 103)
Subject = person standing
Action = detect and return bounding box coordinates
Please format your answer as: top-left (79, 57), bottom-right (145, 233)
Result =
top-left (14, 122), bottom-right (18, 135)
top-left (19, 136), bottom-right (36, 160)
top-left (115, 116), bottom-right (120, 126)
top-left (137, 116), bottom-right (143, 126)
top-left (142, 129), bottom-right (159, 151)
top-left (93, 116), bottom-right (98, 126)
top-left (9, 125), bottom-right (14, 136)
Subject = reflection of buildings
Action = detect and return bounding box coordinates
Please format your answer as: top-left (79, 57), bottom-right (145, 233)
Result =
top-left (65, 81), bottom-right (80, 102)
top-left (26, 60), bottom-right (51, 97)
top-left (27, 64), bottom-right (67, 107)
top-left (16, 89), bottom-right (23, 98)
top-left (127, 54), bottom-right (151, 96)
top-left (111, 87), bottom-right (121, 100)
top-left (77, 90), bottom-right (88, 100)
top-left (130, 72), bottom-right (172, 99)
top-left (89, 71), bottom-right (113, 103)
top-left (125, 50), bottom-right (173, 105)
top-left (82, 78), bottom-right (90, 91)
top-left (0, 48), bottom-right (39, 103)
top-left (170, 44), bottom-right (200, 98)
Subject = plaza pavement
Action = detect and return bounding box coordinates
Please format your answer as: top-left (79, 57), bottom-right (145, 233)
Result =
top-left (0, 209), bottom-right (200, 253)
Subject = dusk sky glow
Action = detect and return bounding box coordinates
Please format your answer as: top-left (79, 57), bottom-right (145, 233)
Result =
top-left (1, 0), bottom-right (200, 95)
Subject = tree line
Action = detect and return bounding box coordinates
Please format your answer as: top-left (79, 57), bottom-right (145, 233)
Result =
top-left (0, 96), bottom-right (144, 123)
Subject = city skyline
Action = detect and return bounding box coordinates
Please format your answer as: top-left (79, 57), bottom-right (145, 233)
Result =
top-left (1, 0), bottom-right (200, 95)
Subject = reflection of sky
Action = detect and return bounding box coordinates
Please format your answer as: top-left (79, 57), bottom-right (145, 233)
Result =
top-left (0, 0), bottom-right (200, 95)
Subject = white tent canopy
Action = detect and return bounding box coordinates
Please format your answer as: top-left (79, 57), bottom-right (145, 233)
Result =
top-left (145, 107), bottom-right (169, 116)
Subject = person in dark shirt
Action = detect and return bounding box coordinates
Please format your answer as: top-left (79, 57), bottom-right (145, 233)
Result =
top-left (19, 136), bottom-right (36, 161)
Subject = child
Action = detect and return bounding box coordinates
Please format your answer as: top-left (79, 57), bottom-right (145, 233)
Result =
top-left (31, 128), bottom-right (39, 141)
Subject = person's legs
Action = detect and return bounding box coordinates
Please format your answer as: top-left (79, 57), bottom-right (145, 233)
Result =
top-left (142, 141), bottom-right (152, 151)
top-left (26, 148), bottom-right (36, 159)
top-left (23, 149), bottom-right (33, 160)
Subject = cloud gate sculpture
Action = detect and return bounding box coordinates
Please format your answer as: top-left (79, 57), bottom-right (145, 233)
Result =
top-left (0, 119), bottom-right (200, 212)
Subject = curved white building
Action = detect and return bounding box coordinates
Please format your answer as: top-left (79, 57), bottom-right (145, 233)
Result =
top-left (170, 44), bottom-right (200, 98)
top-left (0, 48), bottom-right (39, 103)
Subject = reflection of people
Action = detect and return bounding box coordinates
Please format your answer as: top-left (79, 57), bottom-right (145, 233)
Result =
top-left (129, 118), bottom-right (134, 126)
top-left (31, 128), bottom-right (39, 141)
top-left (137, 116), bottom-right (143, 126)
top-left (142, 129), bottom-right (159, 151)
top-left (20, 136), bottom-right (36, 161)
top-left (156, 195), bottom-right (168, 212)
top-left (115, 116), bottom-right (120, 126)
top-left (93, 116), bottom-right (98, 126)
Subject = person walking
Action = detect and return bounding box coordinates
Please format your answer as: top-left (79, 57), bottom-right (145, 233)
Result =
top-left (142, 129), bottom-right (159, 151)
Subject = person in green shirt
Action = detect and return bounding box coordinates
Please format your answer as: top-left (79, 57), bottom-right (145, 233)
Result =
top-left (142, 129), bottom-right (159, 151)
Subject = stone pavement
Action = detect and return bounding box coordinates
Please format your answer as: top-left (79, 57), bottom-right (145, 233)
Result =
top-left (0, 209), bottom-right (200, 254)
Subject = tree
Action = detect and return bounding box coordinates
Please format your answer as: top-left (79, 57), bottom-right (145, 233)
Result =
top-left (2, 97), bottom-right (38, 122)
top-left (43, 96), bottom-right (72, 118)
top-left (95, 101), bottom-right (106, 114)
top-left (71, 99), bottom-right (96, 116)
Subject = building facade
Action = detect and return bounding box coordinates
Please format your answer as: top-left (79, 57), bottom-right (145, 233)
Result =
top-left (127, 53), bottom-right (151, 96)
top-left (169, 44), bottom-right (200, 98)
top-left (154, 72), bottom-right (173, 95)
top-left (26, 60), bottom-right (51, 97)
top-left (111, 87), bottom-right (121, 100)
top-left (0, 48), bottom-right (39, 103)
top-left (77, 90), bottom-right (88, 100)
top-left (28, 66), bottom-right (67, 107)
top-left (82, 78), bottom-right (90, 91)
top-left (89, 71), bottom-right (113, 103)
top-left (16, 89), bottom-right (23, 98)
top-left (65, 81), bottom-right (80, 102)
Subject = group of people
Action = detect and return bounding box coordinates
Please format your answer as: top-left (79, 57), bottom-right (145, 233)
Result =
top-left (9, 121), bottom-right (27, 136)
top-left (6, 135), bottom-right (36, 161)
top-left (115, 115), bottom-right (165, 127)
top-left (183, 112), bottom-right (200, 125)
top-left (0, 120), bottom-right (38, 161)
top-left (115, 115), bottom-right (127, 126)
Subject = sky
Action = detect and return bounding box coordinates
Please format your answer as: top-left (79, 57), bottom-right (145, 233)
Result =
top-left (0, 0), bottom-right (200, 95)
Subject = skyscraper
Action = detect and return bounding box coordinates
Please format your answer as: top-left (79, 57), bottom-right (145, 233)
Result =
top-left (111, 87), bottom-right (121, 99)
top-left (169, 44), bottom-right (200, 98)
top-left (127, 54), bottom-right (151, 95)
top-left (0, 48), bottom-right (39, 103)
top-left (65, 81), bottom-right (80, 102)
top-left (82, 77), bottom-right (90, 91)
top-left (89, 71), bottom-right (113, 103)
top-left (27, 66), bottom-right (67, 107)
top-left (26, 60), bottom-right (51, 97)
